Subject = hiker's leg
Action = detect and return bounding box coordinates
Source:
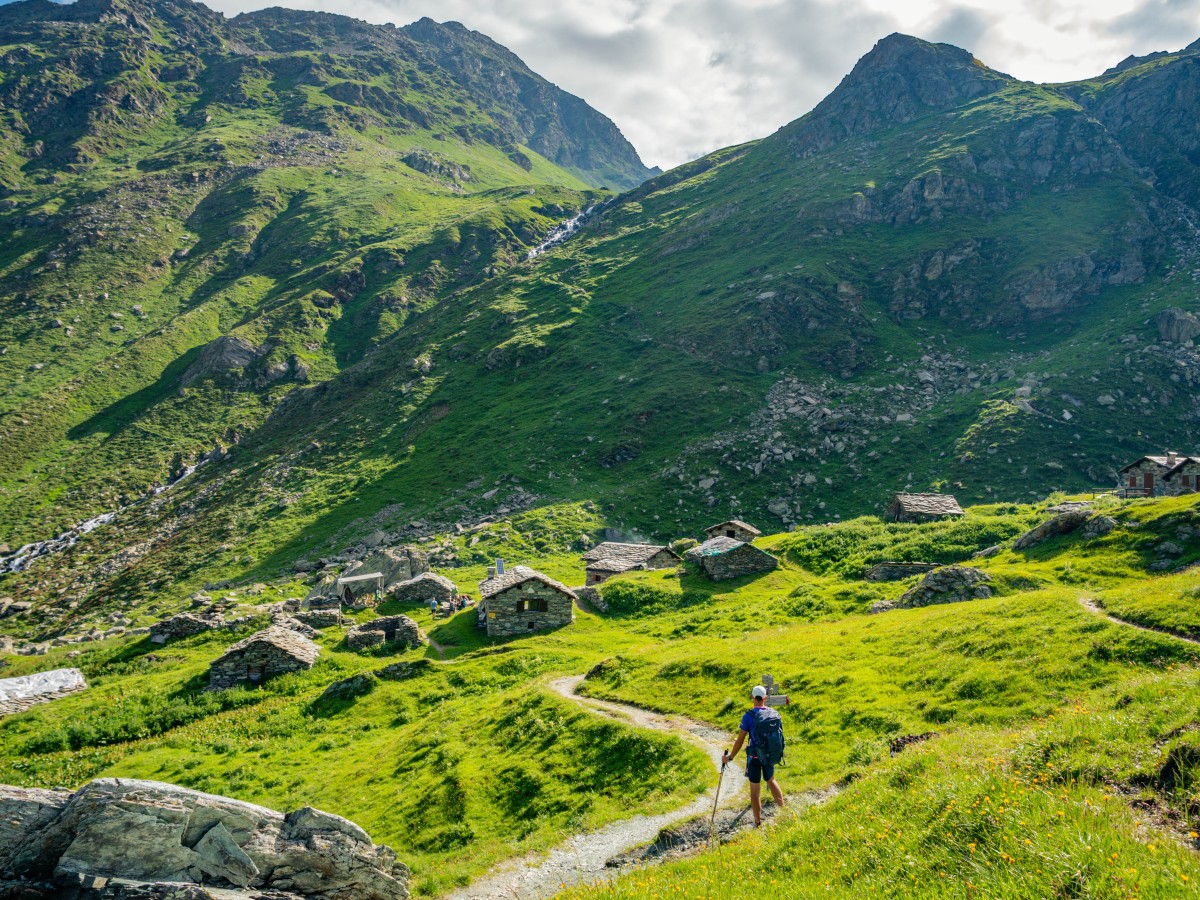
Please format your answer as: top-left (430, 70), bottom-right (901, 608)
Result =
top-left (749, 782), bottom-right (762, 825)
top-left (767, 777), bottom-right (784, 807)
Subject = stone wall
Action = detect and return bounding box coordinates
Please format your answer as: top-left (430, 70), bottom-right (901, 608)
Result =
top-left (697, 544), bottom-right (778, 581)
top-left (346, 615), bottom-right (421, 651)
top-left (149, 612), bottom-right (225, 644)
top-left (1120, 460), bottom-right (1171, 497)
top-left (864, 561), bottom-right (938, 582)
top-left (208, 634), bottom-right (318, 691)
top-left (387, 573), bottom-right (456, 605)
top-left (0, 778), bottom-right (410, 898)
top-left (483, 582), bottom-right (573, 637)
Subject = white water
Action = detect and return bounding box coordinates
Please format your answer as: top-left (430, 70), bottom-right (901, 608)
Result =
top-left (526, 202), bottom-right (608, 260)
top-left (0, 460), bottom-right (206, 575)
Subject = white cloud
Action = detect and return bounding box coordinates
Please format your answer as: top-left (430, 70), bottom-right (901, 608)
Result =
top-left (201, 0), bottom-right (1200, 169)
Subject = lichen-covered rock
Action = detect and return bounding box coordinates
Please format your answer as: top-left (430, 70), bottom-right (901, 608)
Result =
top-left (1081, 515), bottom-right (1117, 539)
top-left (898, 565), bottom-right (992, 608)
top-left (0, 779), bottom-right (409, 899)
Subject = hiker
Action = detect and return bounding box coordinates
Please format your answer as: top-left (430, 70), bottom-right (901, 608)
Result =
top-left (721, 685), bottom-right (786, 827)
top-left (429, 597), bottom-right (438, 616)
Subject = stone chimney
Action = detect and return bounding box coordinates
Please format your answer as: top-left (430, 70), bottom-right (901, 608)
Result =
top-left (486, 566), bottom-right (496, 580)
top-left (1168, 451), bottom-right (1179, 466)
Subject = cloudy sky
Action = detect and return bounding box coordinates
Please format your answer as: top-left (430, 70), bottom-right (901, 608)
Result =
top-left (196, 0), bottom-right (1200, 167)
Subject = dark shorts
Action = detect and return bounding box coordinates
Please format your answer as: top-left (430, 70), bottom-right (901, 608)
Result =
top-left (746, 755), bottom-right (774, 784)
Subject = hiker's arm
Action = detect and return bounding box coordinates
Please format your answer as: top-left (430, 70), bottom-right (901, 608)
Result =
top-left (722, 730), bottom-right (747, 763)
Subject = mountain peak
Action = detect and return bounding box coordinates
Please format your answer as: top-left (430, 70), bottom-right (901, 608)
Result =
top-left (782, 33), bottom-right (1011, 154)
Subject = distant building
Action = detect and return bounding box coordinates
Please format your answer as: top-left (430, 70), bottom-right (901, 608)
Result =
top-left (477, 563), bottom-right (575, 637)
top-left (208, 626), bottom-right (320, 691)
top-left (686, 536), bottom-right (778, 581)
top-left (704, 520), bottom-right (762, 543)
top-left (580, 542), bottom-right (680, 585)
top-left (884, 493), bottom-right (964, 523)
top-left (387, 572), bottom-right (457, 605)
top-left (1119, 453), bottom-right (1200, 497)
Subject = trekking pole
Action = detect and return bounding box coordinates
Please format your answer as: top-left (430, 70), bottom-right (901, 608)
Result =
top-left (708, 759), bottom-right (726, 851)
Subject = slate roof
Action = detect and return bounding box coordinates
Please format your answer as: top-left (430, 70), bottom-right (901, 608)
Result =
top-left (1119, 454), bottom-right (1200, 475)
top-left (889, 493), bottom-right (964, 516)
top-left (478, 565), bottom-right (577, 600)
top-left (580, 542), bottom-right (679, 571)
top-left (216, 626), bottom-right (320, 666)
top-left (704, 520), bottom-right (761, 536)
top-left (388, 571), bottom-right (457, 591)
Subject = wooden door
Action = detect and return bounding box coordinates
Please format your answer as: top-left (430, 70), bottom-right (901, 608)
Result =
top-left (1144, 473), bottom-right (1154, 495)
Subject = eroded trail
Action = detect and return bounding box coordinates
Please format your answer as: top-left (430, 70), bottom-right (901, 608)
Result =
top-left (446, 675), bottom-right (747, 899)
top-left (1079, 596), bottom-right (1200, 645)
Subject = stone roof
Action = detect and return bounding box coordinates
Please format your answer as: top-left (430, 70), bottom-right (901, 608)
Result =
top-left (686, 536), bottom-right (744, 558)
top-left (580, 542), bottom-right (678, 571)
top-left (216, 626), bottom-right (320, 666)
top-left (889, 493), bottom-right (964, 516)
top-left (389, 571), bottom-right (456, 590)
top-left (336, 571), bottom-right (384, 585)
top-left (705, 520), bottom-right (761, 536)
top-left (1120, 454), bottom-right (1200, 475)
top-left (478, 565), bottom-right (577, 600)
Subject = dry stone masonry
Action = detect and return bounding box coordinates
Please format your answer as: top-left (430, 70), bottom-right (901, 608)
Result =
top-left (685, 537), bottom-right (778, 581)
top-left (150, 612), bottom-right (225, 645)
top-left (477, 565), bottom-right (575, 637)
top-left (0, 668), bottom-right (87, 716)
top-left (208, 627), bottom-right (319, 691)
top-left (386, 572), bottom-right (456, 605)
top-left (864, 561), bottom-right (939, 581)
top-left (0, 778), bottom-right (409, 899)
top-left (346, 615), bottom-right (421, 651)
top-left (897, 565), bottom-right (992, 608)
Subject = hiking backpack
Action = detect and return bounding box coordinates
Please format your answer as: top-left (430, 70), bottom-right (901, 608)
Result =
top-left (751, 706), bottom-right (785, 765)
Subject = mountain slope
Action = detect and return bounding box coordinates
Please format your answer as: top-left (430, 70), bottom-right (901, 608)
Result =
top-left (4, 30), bottom-right (1200, 636)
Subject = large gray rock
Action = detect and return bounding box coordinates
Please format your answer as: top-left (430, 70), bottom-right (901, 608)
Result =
top-left (0, 779), bottom-right (408, 899)
top-left (898, 565), bottom-right (992, 608)
top-left (1013, 510), bottom-right (1093, 550)
top-left (1156, 307), bottom-right (1200, 344)
top-left (356, 547), bottom-right (430, 589)
top-left (180, 337), bottom-right (261, 387)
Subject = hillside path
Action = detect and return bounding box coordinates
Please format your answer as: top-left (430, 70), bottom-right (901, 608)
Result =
top-left (1079, 597), bottom-right (1200, 645)
top-left (445, 675), bottom-right (747, 899)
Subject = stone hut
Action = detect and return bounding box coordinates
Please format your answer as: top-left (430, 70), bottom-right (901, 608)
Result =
top-left (704, 520), bottom-right (762, 543)
top-left (884, 493), bottom-right (965, 523)
top-left (477, 564), bottom-right (575, 638)
top-left (335, 572), bottom-right (384, 608)
top-left (208, 626), bottom-right (320, 691)
top-left (685, 536), bottom-right (778, 581)
top-left (346, 614), bottom-right (422, 651)
top-left (387, 572), bottom-right (457, 604)
top-left (580, 542), bottom-right (680, 585)
top-left (1120, 453), bottom-right (1200, 497)
top-left (149, 611), bottom-right (226, 644)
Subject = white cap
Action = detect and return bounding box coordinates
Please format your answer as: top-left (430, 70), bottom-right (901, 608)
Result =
top-left (752, 685), bottom-right (767, 699)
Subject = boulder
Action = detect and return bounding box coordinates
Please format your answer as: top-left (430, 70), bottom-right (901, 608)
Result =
top-left (180, 336), bottom-right (261, 387)
top-left (356, 547), bottom-right (429, 589)
top-left (1012, 510), bottom-right (1093, 550)
top-left (0, 779), bottom-right (409, 899)
top-left (1155, 307), bottom-right (1200, 344)
top-left (1081, 515), bottom-right (1117, 539)
top-left (898, 565), bottom-right (992, 608)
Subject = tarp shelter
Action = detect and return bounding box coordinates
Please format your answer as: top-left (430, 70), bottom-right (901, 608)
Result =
top-left (336, 571), bottom-right (384, 605)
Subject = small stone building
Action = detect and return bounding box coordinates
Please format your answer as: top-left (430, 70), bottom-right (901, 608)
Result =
top-left (704, 520), bottom-right (762, 543)
top-left (149, 612), bottom-right (226, 644)
top-left (686, 537), bottom-right (778, 581)
top-left (346, 615), bottom-right (422, 651)
top-left (208, 626), bottom-right (320, 691)
top-left (884, 493), bottom-right (964, 523)
top-left (580, 542), bottom-right (680, 585)
top-left (477, 565), bottom-right (575, 638)
top-left (387, 572), bottom-right (457, 604)
top-left (335, 572), bottom-right (384, 608)
top-left (1120, 453), bottom-right (1200, 497)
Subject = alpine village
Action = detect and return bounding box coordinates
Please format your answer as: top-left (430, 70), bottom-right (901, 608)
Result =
top-left (2, 1), bottom-right (1200, 898)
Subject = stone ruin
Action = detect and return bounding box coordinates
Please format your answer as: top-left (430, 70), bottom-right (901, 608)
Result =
top-left (208, 627), bottom-right (320, 691)
top-left (863, 561), bottom-right (939, 582)
top-left (0, 668), bottom-right (87, 717)
top-left (346, 615), bottom-right (421, 652)
top-left (0, 777), bottom-right (410, 899)
top-left (149, 612), bottom-right (226, 645)
top-left (293, 608), bottom-right (344, 629)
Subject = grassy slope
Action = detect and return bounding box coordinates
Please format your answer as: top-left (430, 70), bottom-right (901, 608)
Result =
top-left (3, 493), bottom-right (1200, 897)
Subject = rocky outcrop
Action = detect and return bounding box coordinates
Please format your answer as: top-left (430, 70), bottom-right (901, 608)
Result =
top-left (180, 336), bottom-right (261, 387)
top-left (347, 547), bottom-right (430, 591)
top-left (1155, 307), bottom-right (1200, 344)
top-left (0, 778), bottom-right (409, 898)
top-left (896, 565), bottom-right (992, 608)
top-left (1013, 510), bottom-right (1093, 550)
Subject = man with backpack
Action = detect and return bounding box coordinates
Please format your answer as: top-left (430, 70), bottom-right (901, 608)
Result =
top-left (721, 684), bottom-right (786, 827)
